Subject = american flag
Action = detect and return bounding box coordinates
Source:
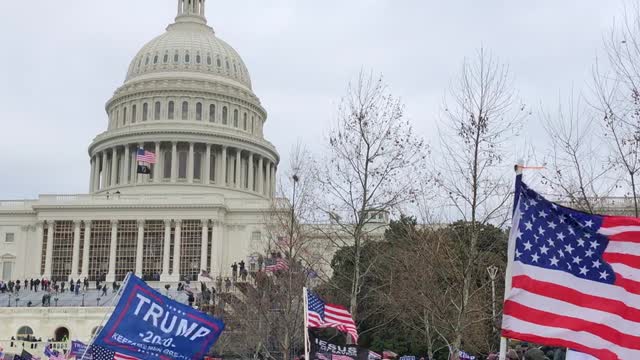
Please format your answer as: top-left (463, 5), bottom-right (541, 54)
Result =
top-left (91, 346), bottom-right (140, 360)
top-left (306, 289), bottom-right (359, 342)
top-left (502, 178), bottom-right (640, 359)
top-left (265, 257), bottom-right (289, 272)
top-left (136, 148), bottom-right (156, 164)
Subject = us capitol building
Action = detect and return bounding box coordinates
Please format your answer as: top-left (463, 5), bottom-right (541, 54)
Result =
top-left (0, 0), bottom-right (281, 345)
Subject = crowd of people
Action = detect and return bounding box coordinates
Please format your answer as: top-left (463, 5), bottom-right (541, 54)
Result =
top-left (0, 278), bottom-right (93, 295)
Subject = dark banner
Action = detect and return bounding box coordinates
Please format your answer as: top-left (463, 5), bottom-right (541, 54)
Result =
top-left (309, 332), bottom-right (369, 360)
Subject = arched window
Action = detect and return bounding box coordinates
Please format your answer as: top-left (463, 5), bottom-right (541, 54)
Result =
top-left (142, 103), bottom-right (148, 121)
top-left (163, 151), bottom-right (172, 179)
top-left (196, 102), bottom-right (203, 121)
top-left (154, 102), bottom-right (161, 120)
top-left (153, 55), bottom-right (158, 64)
top-left (163, 53), bottom-right (169, 63)
top-left (174, 52), bottom-right (179, 63)
top-left (178, 151), bottom-right (188, 179)
top-left (182, 101), bottom-right (189, 120)
top-left (233, 109), bottom-right (239, 127)
top-left (222, 107), bottom-right (228, 125)
top-left (207, 56), bottom-right (212, 65)
top-left (233, 63), bottom-right (237, 73)
top-left (243, 113), bottom-right (247, 130)
top-left (145, 55), bottom-right (150, 65)
top-left (194, 152), bottom-right (202, 180)
top-left (226, 60), bottom-right (230, 70)
top-left (168, 101), bottom-right (175, 120)
top-left (17, 326), bottom-right (34, 341)
top-left (131, 105), bottom-right (137, 124)
top-left (185, 53), bottom-right (190, 63)
top-left (209, 104), bottom-right (216, 122)
top-left (137, 58), bottom-right (142, 69)
top-left (251, 116), bottom-right (254, 134)
top-left (123, 107), bottom-right (128, 125)
top-left (116, 110), bottom-right (120, 127)
top-left (196, 54), bottom-right (201, 64)
top-left (216, 58), bottom-right (221, 67)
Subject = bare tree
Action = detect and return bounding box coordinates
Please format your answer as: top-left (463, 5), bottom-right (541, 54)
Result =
top-left (593, 3), bottom-right (640, 217)
top-left (434, 48), bottom-right (527, 354)
top-left (541, 92), bottom-right (616, 212)
top-left (313, 71), bottom-right (427, 333)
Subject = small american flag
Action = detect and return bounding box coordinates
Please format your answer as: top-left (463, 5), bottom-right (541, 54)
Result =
top-left (265, 257), bottom-right (289, 272)
top-left (136, 148), bottom-right (156, 164)
top-left (91, 346), bottom-right (140, 360)
top-left (306, 289), bottom-right (359, 342)
top-left (503, 178), bottom-right (640, 359)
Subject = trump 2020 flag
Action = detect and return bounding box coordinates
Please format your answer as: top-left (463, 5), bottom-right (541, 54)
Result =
top-left (502, 176), bottom-right (640, 359)
top-left (92, 274), bottom-right (224, 360)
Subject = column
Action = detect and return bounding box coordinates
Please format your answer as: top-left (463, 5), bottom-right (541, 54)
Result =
top-left (172, 220), bottom-right (182, 278)
top-left (137, 143), bottom-right (145, 184)
top-left (135, 220), bottom-right (145, 277)
top-left (80, 221), bottom-right (91, 279)
top-left (235, 149), bottom-right (241, 188)
top-left (216, 221), bottom-right (225, 275)
top-left (209, 221), bottom-right (217, 276)
top-left (154, 142), bottom-right (161, 183)
top-left (204, 144), bottom-right (211, 185)
top-left (106, 220), bottom-right (118, 282)
top-left (161, 220), bottom-right (171, 280)
top-left (265, 161), bottom-right (271, 197)
top-left (71, 220), bottom-right (81, 279)
top-left (257, 156), bottom-right (264, 195)
top-left (93, 156), bottom-right (101, 192)
top-left (35, 222), bottom-right (44, 277)
top-left (44, 221), bottom-right (54, 279)
top-left (89, 157), bottom-right (96, 192)
top-left (124, 145), bottom-right (130, 185)
top-left (220, 146), bottom-right (227, 185)
top-left (248, 153), bottom-right (254, 191)
top-left (187, 142), bottom-right (195, 183)
top-left (101, 151), bottom-right (108, 190)
top-left (171, 142), bottom-right (178, 182)
top-left (110, 147), bottom-right (118, 187)
top-left (271, 164), bottom-right (277, 197)
top-left (198, 219), bottom-right (209, 280)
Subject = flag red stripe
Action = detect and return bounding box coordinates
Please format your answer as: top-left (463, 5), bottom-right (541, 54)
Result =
top-left (606, 232), bottom-right (640, 242)
top-left (603, 252), bottom-right (640, 270)
top-left (501, 329), bottom-right (618, 360)
top-left (614, 273), bottom-right (640, 296)
top-left (602, 216), bottom-right (640, 227)
top-left (504, 300), bottom-right (640, 350)
top-left (512, 275), bottom-right (640, 323)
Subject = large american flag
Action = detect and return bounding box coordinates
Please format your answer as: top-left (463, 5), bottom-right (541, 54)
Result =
top-left (136, 148), bottom-right (156, 164)
top-left (306, 289), bottom-right (359, 342)
top-left (90, 346), bottom-right (140, 360)
top-left (502, 178), bottom-right (640, 359)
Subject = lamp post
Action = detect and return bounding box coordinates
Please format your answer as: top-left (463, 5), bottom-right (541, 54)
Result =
top-left (7, 293), bottom-right (11, 307)
top-left (81, 293), bottom-right (85, 307)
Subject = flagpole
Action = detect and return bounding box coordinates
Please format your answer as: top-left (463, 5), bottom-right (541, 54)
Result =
top-left (499, 160), bottom-right (523, 360)
top-left (303, 287), bottom-right (310, 360)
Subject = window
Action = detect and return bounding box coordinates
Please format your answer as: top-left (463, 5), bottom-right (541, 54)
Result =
top-left (116, 110), bottom-right (119, 127)
top-left (251, 116), bottom-right (254, 134)
top-left (194, 152), bottom-right (202, 180)
top-left (174, 52), bottom-right (179, 63)
top-left (137, 58), bottom-right (142, 69)
top-left (207, 56), bottom-right (212, 65)
top-left (17, 326), bottom-right (33, 341)
top-left (52, 221), bottom-right (74, 282)
top-left (196, 102), bottom-right (202, 121)
top-left (163, 151), bottom-right (172, 179)
top-left (153, 55), bottom-right (158, 64)
top-left (131, 105), bottom-right (137, 123)
top-left (178, 151), bottom-right (188, 178)
top-left (226, 60), bottom-right (230, 70)
top-left (209, 104), bottom-right (216, 122)
top-left (123, 107), bottom-right (128, 125)
top-left (168, 101), bottom-right (175, 120)
top-left (182, 101), bottom-right (189, 120)
top-left (163, 53), bottom-right (169, 63)
top-left (2, 261), bottom-right (12, 281)
top-left (222, 107), bottom-right (228, 125)
top-left (233, 63), bottom-right (237, 73)
top-left (233, 109), bottom-right (239, 127)
top-left (115, 221), bottom-right (137, 281)
top-left (196, 54), bottom-right (201, 64)
top-left (180, 220), bottom-right (203, 281)
top-left (154, 101), bottom-right (161, 120)
top-left (142, 221), bottom-right (164, 281)
top-left (185, 53), bottom-right (190, 63)
top-left (145, 55), bottom-right (150, 65)
top-left (216, 58), bottom-right (221, 67)
top-left (243, 113), bottom-right (247, 130)
top-left (142, 103), bottom-right (148, 121)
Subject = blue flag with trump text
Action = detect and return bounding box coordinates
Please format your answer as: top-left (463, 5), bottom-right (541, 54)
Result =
top-left (92, 274), bottom-right (225, 360)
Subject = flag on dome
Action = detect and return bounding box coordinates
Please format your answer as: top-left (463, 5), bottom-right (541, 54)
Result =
top-left (136, 148), bottom-right (156, 164)
top-left (306, 289), bottom-right (359, 342)
top-left (502, 175), bottom-right (640, 359)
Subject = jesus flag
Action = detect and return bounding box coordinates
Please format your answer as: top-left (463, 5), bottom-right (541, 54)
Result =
top-left (92, 274), bottom-right (224, 360)
top-left (502, 176), bottom-right (640, 359)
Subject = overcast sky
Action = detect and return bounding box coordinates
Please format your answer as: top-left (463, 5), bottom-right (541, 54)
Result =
top-left (0, 0), bottom-right (624, 199)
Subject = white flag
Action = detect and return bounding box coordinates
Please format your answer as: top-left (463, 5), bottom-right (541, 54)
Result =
top-left (566, 350), bottom-right (598, 360)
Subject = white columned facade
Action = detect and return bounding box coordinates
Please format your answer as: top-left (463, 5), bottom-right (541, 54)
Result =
top-left (171, 142), bottom-right (178, 182)
top-left (135, 220), bottom-right (144, 276)
top-left (80, 221), bottom-right (91, 279)
top-left (93, 156), bottom-right (101, 192)
top-left (187, 142), bottom-right (195, 183)
top-left (161, 220), bottom-right (171, 281)
top-left (137, 143), bottom-right (145, 184)
top-left (154, 142), bottom-right (161, 183)
top-left (248, 153), bottom-right (254, 191)
top-left (235, 149), bottom-right (241, 188)
top-left (204, 144), bottom-right (211, 185)
top-left (101, 152), bottom-right (108, 190)
top-left (209, 221), bottom-right (217, 276)
top-left (216, 221), bottom-right (225, 275)
top-left (172, 220), bottom-right (182, 279)
top-left (71, 220), bottom-right (81, 279)
top-left (110, 147), bottom-right (118, 187)
top-left (35, 222), bottom-right (44, 277)
top-left (44, 221), bottom-right (54, 279)
top-left (89, 157), bottom-right (96, 192)
top-left (106, 220), bottom-right (118, 282)
top-left (220, 146), bottom-right (227, 185)
top-left (265, 161), bottom-right (271, 197)
top-left (271, 164), bottom-right (277, 197)
top-left (257, 156), bottom-right (264, 195)
top-left (198, 219), bottom-right (209, 280)
top-left (123, 145), bottom-right (130, 185)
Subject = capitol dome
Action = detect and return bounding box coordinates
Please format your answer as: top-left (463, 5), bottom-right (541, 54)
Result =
top-left (87, 0), bottom-right (279, 197)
